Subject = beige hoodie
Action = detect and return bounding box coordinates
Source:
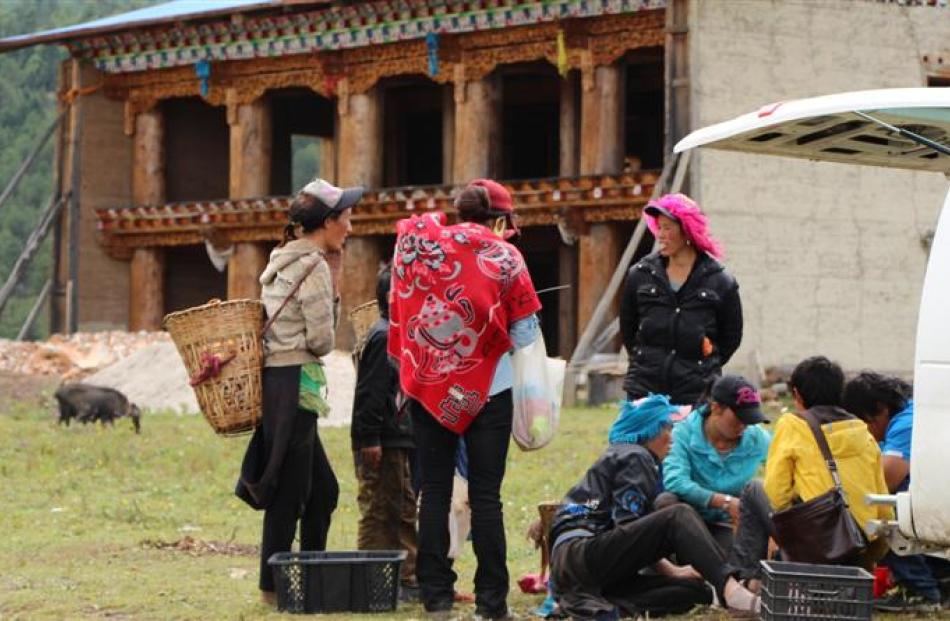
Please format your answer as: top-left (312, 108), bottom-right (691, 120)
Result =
top-left (259, 238), bottom-right (339, 367)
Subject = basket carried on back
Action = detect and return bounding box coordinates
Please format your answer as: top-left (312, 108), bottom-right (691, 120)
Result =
top-left (349, 300), bottom-right (379, 360)
top-left (164, 299), bottom-right (264, 435)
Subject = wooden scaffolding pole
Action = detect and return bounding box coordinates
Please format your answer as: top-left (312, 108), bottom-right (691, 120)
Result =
top-left (0, 195), bottom-right (66, 319)
top-left (66, 60), bottom-right (83, 333)
top-left (16, 279), bottom-right (52, 341)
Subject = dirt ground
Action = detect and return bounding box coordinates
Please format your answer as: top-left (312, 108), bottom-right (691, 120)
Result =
top-left (0, 370), bottom-right (58, 415)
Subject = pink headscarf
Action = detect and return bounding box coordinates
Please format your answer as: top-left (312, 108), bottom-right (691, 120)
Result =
top-left (644, 193), bottom-right (724, 260)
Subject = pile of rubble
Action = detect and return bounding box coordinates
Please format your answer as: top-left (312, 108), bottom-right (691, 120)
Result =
top-left (0, 331), bottom-right (169, 381)
top-left (0, 331), bottom-right (356, 427)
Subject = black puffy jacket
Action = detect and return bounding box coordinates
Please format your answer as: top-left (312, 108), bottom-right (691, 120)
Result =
top-left (619, 251), bottom-right (742, 405)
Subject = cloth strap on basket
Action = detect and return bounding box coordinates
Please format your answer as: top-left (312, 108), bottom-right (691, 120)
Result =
top-left (189, 350), bottom-right (237, 386)
top-left (189, 253), bottom-right (324, 387)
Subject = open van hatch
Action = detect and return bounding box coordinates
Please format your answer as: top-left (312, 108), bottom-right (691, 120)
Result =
top-left (675, 88), bottom-right (950, 173)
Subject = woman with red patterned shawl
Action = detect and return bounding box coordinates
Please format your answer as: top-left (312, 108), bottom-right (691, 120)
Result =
top-left (389, 179), bottom-right (541, 619)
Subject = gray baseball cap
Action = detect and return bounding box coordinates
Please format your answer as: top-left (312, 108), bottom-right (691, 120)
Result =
top-left (300, 178), bottom-right (364, 212)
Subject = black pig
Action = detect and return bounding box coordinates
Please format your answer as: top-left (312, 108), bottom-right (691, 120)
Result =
top-left (54, 384), bottom-right (141, 433)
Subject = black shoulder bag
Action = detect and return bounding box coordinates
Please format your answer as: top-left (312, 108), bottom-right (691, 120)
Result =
top-left (770, 409), bottom-right (868, 565)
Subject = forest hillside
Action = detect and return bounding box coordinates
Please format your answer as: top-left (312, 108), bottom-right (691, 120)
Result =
top-left (0, 0), bottom-right (153, 338)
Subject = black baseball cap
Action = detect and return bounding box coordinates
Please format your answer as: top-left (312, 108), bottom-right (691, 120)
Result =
top-left (644, 204), bottom-right (678, 222)
top-left (711, 375), bottom-right (768, 425)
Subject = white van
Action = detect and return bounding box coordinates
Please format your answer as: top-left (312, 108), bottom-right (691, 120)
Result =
top-left (675, 88), bottom-right (950, 555)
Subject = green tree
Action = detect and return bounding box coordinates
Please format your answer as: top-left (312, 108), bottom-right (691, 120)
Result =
top-left (0, 0), bottom-right (151, 339)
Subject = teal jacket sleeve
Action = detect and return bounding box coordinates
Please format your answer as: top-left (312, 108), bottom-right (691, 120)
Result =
top-left (662, 425), bottom-right (715, 510)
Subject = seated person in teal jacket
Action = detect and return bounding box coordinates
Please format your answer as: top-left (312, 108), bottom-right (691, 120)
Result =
top-left (660, 375), bottom-right (771, 552)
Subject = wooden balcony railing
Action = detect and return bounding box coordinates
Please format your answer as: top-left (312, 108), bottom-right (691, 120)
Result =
top-left (95, 171), bottom-right (658, 257)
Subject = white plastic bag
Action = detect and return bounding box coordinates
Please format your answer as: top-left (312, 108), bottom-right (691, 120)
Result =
top-left (511, 333), bottom-right (565, 451)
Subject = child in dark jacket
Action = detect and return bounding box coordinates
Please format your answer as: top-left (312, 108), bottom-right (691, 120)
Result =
top-left (351, 267), bottom-right (418, 594)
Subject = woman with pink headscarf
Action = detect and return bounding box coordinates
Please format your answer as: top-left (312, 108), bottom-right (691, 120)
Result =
top-left (619, 193), bottom-right (743, 405)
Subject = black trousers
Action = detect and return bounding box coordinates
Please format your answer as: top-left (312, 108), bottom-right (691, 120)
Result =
top-left (410, 390), bottom-right (513, 616)
top-left (551, 505), bottom-right (723, 619)
top-left (258, 389), bottom-right (339, 591)
top-left (654, 491), bottom-right (734, 554)
top-left (725, 481), bottom-right (774, 581)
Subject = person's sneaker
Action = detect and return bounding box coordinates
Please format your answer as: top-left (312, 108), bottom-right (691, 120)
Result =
top-left (874, 587), bottom-right (941, 613)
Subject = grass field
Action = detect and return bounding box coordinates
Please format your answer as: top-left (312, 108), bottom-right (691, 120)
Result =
top-left (0, 399), bottom-right (922, 620)
top-left (0, 401), bottom-right (628, 620)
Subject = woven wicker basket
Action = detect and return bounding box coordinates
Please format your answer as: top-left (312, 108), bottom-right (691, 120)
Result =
top-left (164, 298), bottom-right (265, 435)
top-left (349, 300), bottom-right (380, 357)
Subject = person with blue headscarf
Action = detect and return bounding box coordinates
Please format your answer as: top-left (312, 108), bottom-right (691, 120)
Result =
top-left (548, 395), bottom-right (760, 619)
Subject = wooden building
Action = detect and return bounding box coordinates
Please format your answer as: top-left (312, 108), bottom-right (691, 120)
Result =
top-left (0, 0), bottom-right (684, 357)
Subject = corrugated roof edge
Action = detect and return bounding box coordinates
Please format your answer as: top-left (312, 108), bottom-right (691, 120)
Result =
top-left (0, 0), bottom-right (325, 53)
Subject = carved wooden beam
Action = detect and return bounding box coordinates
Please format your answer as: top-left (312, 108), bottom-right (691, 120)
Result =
top-left (78, 1), bottom-right (666, 75)
top-left (106, 10), bottom-right (664, 133)
top-left (95, 173), bottom-right (657, 258)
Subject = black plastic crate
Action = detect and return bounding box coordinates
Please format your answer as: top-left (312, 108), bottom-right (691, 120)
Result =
top-left (760, 560), bottom-right (873, 621)
top-left (268, 550), bottom-right (407, 614)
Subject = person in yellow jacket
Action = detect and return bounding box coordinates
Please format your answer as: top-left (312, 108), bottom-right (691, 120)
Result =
top-left (724, 356), bottom-right (892, 586)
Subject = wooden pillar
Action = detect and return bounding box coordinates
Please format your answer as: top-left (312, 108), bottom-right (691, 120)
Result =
top-left (336, 236), bottom-right (384, 351)
top-left (132, 109), bottom-right (165, 205)
top-left (577, 223), bottom-right (623, 343)
top-left (319, 138), bottom-right (336, 184)
top-left (665, 0), bottom-right (690, 165)
top-left (580, 63), bottom-right (624, 175)
top-left (129, 248), bottom-right (165, 331)
top-left (228, 97), bottom-right (272, 299)
top-left (559, 71), bottom-right (580, 177)
top-left (227, 243), bottom-right (269, 301)
top-left (442, 85), bottom-right (455, 184)
top-left (452, 75), bottom-right (500, 183)
top-left (336, 84), bottom-right (384, 350)
top-left (558, 242), bottom-right (578, 359)
top-left (229, 97), bottom-right (272, 198)
top-left (337, 86), bottom-right (383, 187)
top-left (128, 107), bottom-right (166, 330)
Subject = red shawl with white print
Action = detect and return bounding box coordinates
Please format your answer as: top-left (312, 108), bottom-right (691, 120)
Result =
top-left (388, 213), bottom-right (541, 434)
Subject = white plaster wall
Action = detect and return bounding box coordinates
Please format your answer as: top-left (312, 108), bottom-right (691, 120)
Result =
top-left (689, 0), bottom-right (950, 376)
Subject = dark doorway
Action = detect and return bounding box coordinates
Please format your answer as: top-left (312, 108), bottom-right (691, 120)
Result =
top-left (271, 88), bottom-right (336, 195)
top-left (163, 98), bottom-right (230, 201)
top-left (519, 226), bottom-right (562, 356)
top-left (382, 78), bottom-right (444, 187)
top-left (624, 47), bottom-right (665, 172)
top-left (163, 245), bottom-right (228, 314)
top-left (500, 64), bottom-right (560, 180)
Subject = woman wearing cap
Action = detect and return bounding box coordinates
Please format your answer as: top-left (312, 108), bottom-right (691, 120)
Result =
top-left (389, 179), bottom-right (541, 619)
top-left (660, 375), bottom-right (771, 552)
top-left (620, 193), bottom-right (742, 405)
top-left (235, 178), bottom-right (360, 605)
